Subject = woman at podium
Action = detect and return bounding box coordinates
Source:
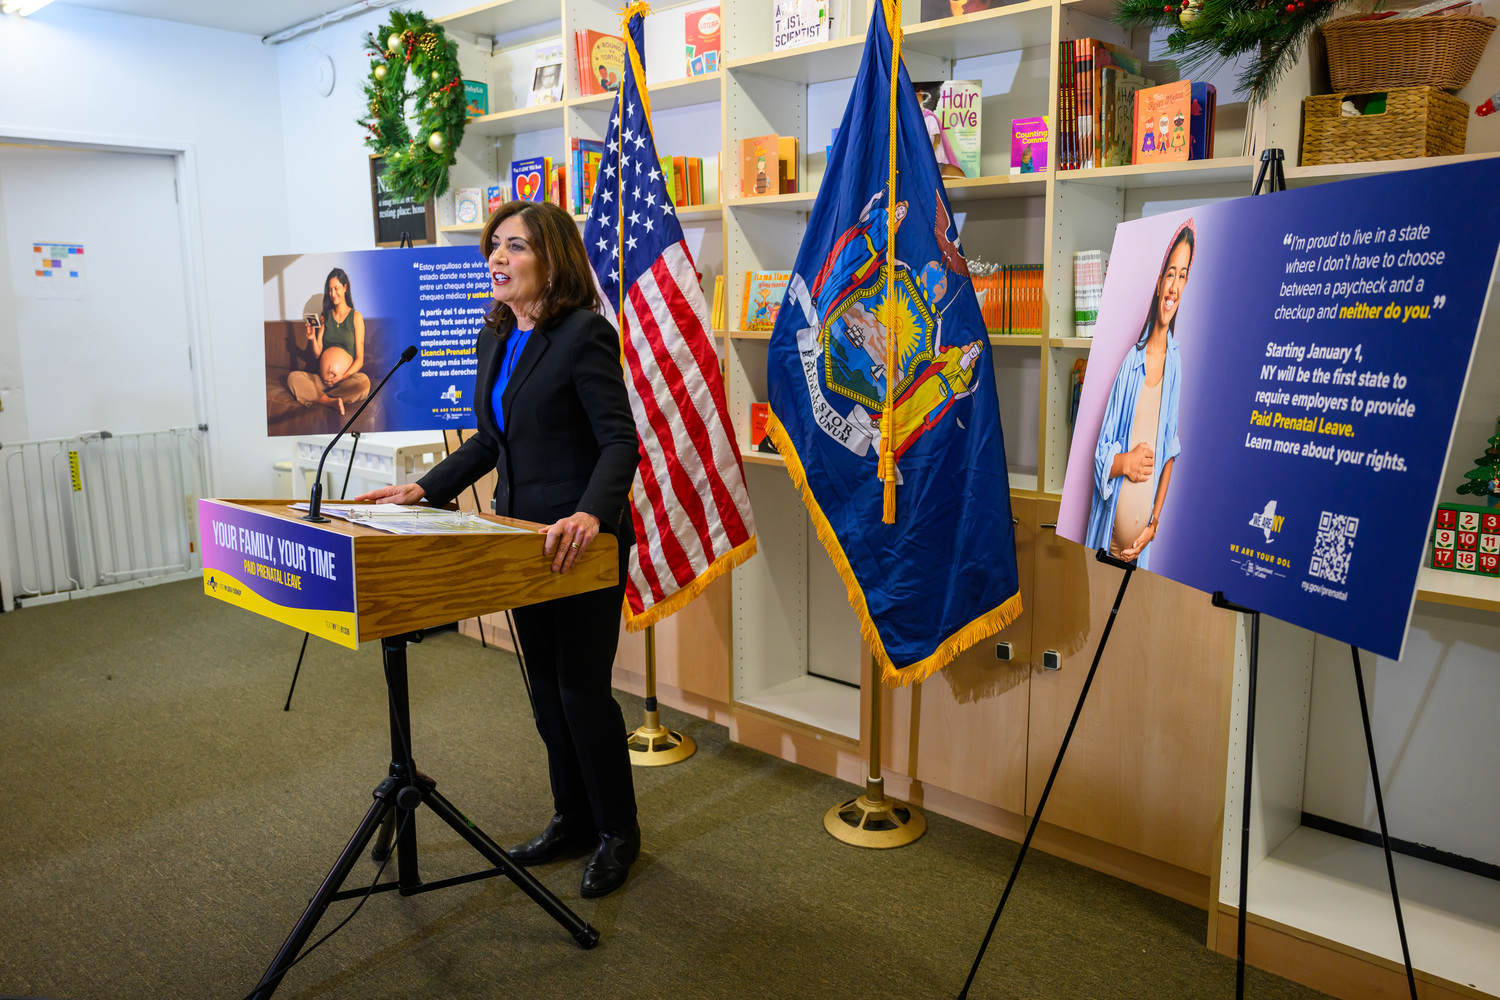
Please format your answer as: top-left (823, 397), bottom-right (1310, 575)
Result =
top-left (356, 201), bottom-right (641, 898)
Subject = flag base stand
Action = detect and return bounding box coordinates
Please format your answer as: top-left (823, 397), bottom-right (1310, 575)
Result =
top-left (824, 659), bottom-right (926, 848)
top-left (823, 775), bottom-right (926, 848)
top-left (627, 707), bottom-right (696, 766)
top-left (627, 624), bottom-right (696, 767)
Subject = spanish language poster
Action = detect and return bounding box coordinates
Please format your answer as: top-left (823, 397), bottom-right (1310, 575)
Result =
top-left (262, 247), bottom-right (491, 436)
top-left (1058, 159), bottom-right (1500, 659)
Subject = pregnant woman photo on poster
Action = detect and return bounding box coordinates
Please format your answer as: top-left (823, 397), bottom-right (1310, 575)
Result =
top-left (1085, 219), bottom-right (1193, 568)
top-left (288, 267), bottom-right (372, 414)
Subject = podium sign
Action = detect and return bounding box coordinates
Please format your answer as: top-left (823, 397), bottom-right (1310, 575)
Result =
top-left (200, 500), bottom-right (358, 648)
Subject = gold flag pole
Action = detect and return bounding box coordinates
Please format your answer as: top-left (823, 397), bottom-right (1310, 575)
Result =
top-left (610, 2), bottom-right (694, 767)
top-left (627, 623), bottom-right (696, 765)
top-left (825, 652), bottom-right (925, 846)
top-left (825, 0), bottom-right (924, 847)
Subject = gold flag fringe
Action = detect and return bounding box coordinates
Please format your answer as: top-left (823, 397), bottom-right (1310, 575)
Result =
top-left (623, 534), bottom-right (758, 632)
top-left (766, 410), bottom-right (1022, 687)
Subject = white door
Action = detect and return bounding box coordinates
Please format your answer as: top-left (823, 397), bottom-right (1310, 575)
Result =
top-left (0, 144), bottom-right (198, 441)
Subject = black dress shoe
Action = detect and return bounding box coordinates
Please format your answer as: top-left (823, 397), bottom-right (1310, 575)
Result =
top-left (580, 822), bottom-right (640, 897)
top-left (507, 815), bottom-right (597, 866)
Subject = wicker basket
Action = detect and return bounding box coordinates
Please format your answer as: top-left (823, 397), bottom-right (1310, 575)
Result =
top-left (1302, 87), bottom-right (1468, 165)
top-left (1322, 13), bottom-right (1497, 91)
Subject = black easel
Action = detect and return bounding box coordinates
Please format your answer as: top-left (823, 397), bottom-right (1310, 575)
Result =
top-left (285, 229), bottom-right (414, 710)
top-left (958, 549), bottom-right (1136, 999)
top-left (284, 432), bottom-right (362, 712)
top-left (248, 631), bottom-right (598, 1000)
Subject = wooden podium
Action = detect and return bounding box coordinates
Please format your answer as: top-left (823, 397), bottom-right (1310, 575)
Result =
top-left (198, 500), bottom-right (617, 999)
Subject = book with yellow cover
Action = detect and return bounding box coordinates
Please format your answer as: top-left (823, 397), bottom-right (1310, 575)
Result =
top-left (740, 135), bottom-right (779, 197)
top-left (741, 270), bottom-right (792, 330)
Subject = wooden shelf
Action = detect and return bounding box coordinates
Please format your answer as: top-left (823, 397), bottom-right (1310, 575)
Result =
top-left (436, 0), bottom-right (562, 44)
top-left (727, 190), bottom-right (817, 211)
top-left (901, 0), bottom-right (1055, 59)
top-left (1059, 156), bottom-right (1259, 189)
top-left (1415, 565), bottom-right (1500, 613)
top-left (466, 103), bottom-right (565, 139)
top-left (944, 174), bottom-right (1047, 201)
top-left (729, 329), bottom-right (772, 340)
top-left (568, 71), bottom-right (723, 113)
top-left (734, 674), bottom-right (860, 740)
top-left (1285, 150), bottom-right (1500, 186)
top-left (574, 203), bottom-right (723, 224)
top-left (1232, 827), bottom-right (1500, 997)
top-left (989, 334), bottom-right (1043, 346)
top-left (1050, 337), bottom-right (1093, 349)
top-left (438, 223), bottom-right (486, 234)
top-left (740, 449), bottom-right (784, 467)
top-left (725, 36), bottom-right (868, 85)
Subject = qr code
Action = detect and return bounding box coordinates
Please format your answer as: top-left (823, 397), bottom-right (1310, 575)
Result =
top-left (1309, 511), bottom-right (1359, 584)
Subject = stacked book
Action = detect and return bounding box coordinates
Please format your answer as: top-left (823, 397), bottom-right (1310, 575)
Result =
top-left (973, 264), bottom-right (1044, 336)
top-left (772, 0), bottom-right (855, 51)
top-left (575, 29), bottom-right (624, 97)
top-left (510, 157), bottom-right (565, 208)
top-left (1056, 38), bottom-right (1149, 171)
top-left (569, 138), bottom-right (605, 215)
top-left (660, 155), bottom-right (719, 207)
top-left (738, 135), bottom-right (799, 196)
top-left (1072, 250), bottom-right (1108, 337)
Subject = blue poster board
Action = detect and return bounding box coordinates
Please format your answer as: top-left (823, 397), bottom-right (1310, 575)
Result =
top-left (263, 246), bottom-right (491, 435)
top-left (1058, 159), bottom-right (1500, 659)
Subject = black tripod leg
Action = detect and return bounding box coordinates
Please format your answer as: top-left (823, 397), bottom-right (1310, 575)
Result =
top-left (283, 633), bottom-right (311, 712)
top-left (1235, 608), bottom-right (1261, 1000)
top-left (250, 782), bottom-right (399, 1000)
top-left (370, 811), bottom-right (396, 864)
top-left (1352, 646), bottom-right (1420, 1000)
top-left (423, 787), bottom-right (599, 948)
top-left (958, 553), bottom-right (1135, 999)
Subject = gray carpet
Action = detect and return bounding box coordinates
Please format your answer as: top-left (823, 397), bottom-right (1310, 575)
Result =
top-left (0, 581), bottom-right (1329, 1000)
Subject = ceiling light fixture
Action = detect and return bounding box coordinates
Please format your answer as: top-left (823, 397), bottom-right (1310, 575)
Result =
top-left (1, 0), bottom-right (59, 14)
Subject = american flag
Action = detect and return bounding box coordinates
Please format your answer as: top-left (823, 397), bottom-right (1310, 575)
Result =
top-left (583, 12), bottom-right (755, 629)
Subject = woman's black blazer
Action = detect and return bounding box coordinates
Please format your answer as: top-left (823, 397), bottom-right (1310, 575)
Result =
top-left (417, 307), bottom-right (637, 545)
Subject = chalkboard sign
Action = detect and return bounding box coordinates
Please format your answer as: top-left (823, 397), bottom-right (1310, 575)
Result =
top-left (369, 156), bottom-right (436, 247)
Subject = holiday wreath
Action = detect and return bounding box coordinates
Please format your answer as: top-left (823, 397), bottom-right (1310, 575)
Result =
top-left (359, 9), bottom-right (467, 203)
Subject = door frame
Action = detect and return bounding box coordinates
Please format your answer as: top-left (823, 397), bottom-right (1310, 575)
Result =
top-left (0, 127), bottom-right (217, 495)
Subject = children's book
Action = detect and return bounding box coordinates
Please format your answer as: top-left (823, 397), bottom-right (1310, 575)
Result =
top-left (463, 80), bottom-right (488, 118)
top-left (576, 30), bottom-right (624, 96)
top-left (511, 156), bottom-right (549, 202)
top-left (486, 185), bottom-right (505, 214)
top-left (1010, 116), bottom-right (1048, 174)
top-left (777, 136), bottom-right (800, 193)
top-left (454, 188), bottom-right (483, 226)
top-left (528, 42), bottom-right (564, 106)
top-left (1101, 67), bottom-right (1153, 167)
top-left (1189, 82), bottom-right (1218, 161)
top-left (912, 80), bottom-right (982, 179)
top-left (685, 5), bottom-right (721, 76)
top-left (773, 0), bottom-right (826, 52)
top-left (1133, 81), bottom-right (1191, 165)
top-left (741, 270), bottom-right (792, 330)
top-left (920, 0), bottom-right (992, 19)
top-left (740, 135), bottom-right (780, 197)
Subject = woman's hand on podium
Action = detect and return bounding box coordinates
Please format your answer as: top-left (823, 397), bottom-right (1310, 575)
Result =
top-left (542, 512), bottom-right (600, 574)
top-left (353, 483), bottom-right (426, 504)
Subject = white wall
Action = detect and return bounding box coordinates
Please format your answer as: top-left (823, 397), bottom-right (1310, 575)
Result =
top-left (1303, 605), bottom-right (1500, 868)
top-left (0, 4), bottom-right (289, 495)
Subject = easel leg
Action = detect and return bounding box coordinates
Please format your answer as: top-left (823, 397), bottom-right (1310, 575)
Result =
top-left (1235, 608), bottom-right (1261, 1000)
top-left (1352, 646), bottom-right (1420, 1000)
top-left (958, 551), bottom-right (1135, 999)
top-left (283, 435), bottom-right (363, 711)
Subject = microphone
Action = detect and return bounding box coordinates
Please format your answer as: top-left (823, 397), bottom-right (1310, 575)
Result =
top-left (303, 345), bottom-right (418, 523)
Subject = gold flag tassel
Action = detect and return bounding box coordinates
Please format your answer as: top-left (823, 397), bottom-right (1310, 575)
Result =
top-left (880, 0), bottom-right (902, 525)
top-left (614, 1), bottom-right (695, 767)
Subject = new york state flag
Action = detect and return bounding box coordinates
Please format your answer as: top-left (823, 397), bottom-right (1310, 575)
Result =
top-left (765, 0), bottom-right (1021, 686)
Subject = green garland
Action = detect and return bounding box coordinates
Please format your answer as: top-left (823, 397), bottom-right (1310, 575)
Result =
top-left (359, 10), bottom-right (467, 203)
top-left (1114, 0), bottom-right (1343, 104)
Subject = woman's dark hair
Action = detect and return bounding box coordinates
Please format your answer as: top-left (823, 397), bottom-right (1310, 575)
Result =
top-left (1135, 225), bottom-right (1194, 349)
top-left (321, 268), bottom-right (353, 324)
top-left (480, 201), bottom-right (601, 333)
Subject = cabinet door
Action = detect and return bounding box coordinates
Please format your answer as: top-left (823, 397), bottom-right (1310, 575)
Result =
top-left (1027, 498), bottom-right (1230, 874)
top-left (884, 496), bottom-right (1035, 815)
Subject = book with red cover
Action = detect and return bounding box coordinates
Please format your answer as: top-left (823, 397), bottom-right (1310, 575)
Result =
top-left (576, 30), bottom-right (624, 96)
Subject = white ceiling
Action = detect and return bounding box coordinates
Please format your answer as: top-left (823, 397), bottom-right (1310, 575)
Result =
top-left (55, 0), bottom-right (343, 37)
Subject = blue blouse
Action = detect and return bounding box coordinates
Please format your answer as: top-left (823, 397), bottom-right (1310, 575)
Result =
top-left (1084, 335), bottom-right (1181, 570)
top-left (490, 325), bottom-right (533, 434)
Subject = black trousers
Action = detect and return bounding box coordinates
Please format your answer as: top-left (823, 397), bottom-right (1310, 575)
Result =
top-left (510, 577), bottom-right (638, 835)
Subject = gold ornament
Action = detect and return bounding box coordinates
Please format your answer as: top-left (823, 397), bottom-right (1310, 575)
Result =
top-left (431, 70), bottom-right (441, 81)
top-left (386, 32), bottom-right (402, 53)
top-left (420, 32), bottom-right (438, 56)
top-left (374, 63), bottom-right (388, 81)
top-left (1179, 0), bottom-right (1198, 25)
top-left (427, 132), bottom-right (446, 153)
